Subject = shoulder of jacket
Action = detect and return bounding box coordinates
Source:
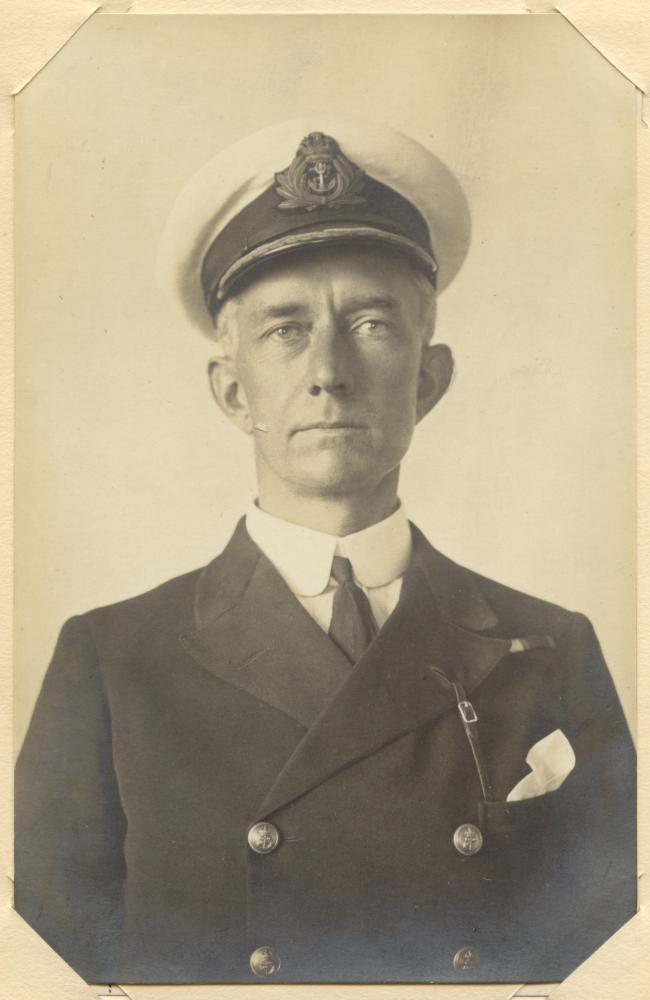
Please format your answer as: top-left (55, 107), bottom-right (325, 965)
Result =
top-left (55, 523), bottom-right (252, 649)
top-left (63, 565), bottom-right (205, 643)
top-left (457, 562), bottom-right (586, 638)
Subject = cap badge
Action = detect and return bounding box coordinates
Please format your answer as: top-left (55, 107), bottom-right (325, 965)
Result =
top-left (275, 132), bottom-right (366, 212)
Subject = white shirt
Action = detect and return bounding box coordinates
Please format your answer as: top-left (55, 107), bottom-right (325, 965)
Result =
top-left (245, 503), bottom-right (412, 633)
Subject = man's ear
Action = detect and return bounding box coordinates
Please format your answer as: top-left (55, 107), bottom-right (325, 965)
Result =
top-left (208, 358), bottom-right (254, 435)
top-left (416, 343), bottom-right (454, 423)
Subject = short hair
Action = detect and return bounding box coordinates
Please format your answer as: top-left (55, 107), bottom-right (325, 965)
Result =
top-left (211, 254), bottom-right (437, 362)
top-left (212, 297), bottom-right (240, 362)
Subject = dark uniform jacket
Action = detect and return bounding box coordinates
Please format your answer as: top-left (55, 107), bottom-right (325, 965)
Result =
top-left (15, 520), bottom-right (636, 984)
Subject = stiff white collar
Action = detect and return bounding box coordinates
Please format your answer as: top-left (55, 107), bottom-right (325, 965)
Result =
top-left (245, 502), bottom-right (412, 597)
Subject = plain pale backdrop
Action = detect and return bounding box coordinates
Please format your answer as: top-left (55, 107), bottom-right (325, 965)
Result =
top-left (14, 12), bottom-right (636, 751)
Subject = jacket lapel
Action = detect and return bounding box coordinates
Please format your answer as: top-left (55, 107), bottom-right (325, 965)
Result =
top-left (181, 519), bottom-right (512, 820)
top-left (180, 520), bottom-right (352, 727)
top-left (255, 529), bottom-right (511, 820)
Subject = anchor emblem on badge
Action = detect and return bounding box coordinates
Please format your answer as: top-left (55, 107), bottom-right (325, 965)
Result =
top-left (275, 132), bottom-right (367, 211)
top-left (308, 158), bottom-right (337, 195)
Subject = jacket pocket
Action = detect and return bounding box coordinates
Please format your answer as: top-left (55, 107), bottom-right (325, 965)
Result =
top-left (479, 774), bottom-right (577, 838)
top-left (480, 788), bottom-right (557, 837)
top-left (476, 776), bottom-right (581, 892)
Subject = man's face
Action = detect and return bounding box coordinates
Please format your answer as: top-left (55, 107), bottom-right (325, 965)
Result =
top-left (211, 245), bottom-right (450, 498)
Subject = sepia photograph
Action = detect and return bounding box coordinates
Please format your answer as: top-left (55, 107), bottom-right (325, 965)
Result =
top-left (12, 11), bottom-right (637, 988)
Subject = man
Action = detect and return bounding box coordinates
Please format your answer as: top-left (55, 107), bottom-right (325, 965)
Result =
top-left (15, 119), bottom-right (636, 985)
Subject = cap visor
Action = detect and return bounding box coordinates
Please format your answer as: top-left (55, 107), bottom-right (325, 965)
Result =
top-left (215, 225), bottom-right (437, 304)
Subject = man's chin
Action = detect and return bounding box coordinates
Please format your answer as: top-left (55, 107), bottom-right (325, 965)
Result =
top-left (286, 456), bottom-right (388, 497)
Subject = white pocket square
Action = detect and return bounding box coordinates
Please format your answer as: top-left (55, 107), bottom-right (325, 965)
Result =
top-left (506, 729), bottom-right (576, 802)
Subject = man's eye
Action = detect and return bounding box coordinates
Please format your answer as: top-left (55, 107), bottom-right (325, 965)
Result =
top-left (353, 319), bottom-right (389, 335)
top-left (266, 324), bottom-right (303, 343)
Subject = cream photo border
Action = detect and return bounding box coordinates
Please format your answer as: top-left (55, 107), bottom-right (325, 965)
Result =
top-left (1, 2), bottom-right (647, 999)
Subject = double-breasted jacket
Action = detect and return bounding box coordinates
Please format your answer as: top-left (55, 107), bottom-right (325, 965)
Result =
top-left (15, 521), bottom-right (636, 983)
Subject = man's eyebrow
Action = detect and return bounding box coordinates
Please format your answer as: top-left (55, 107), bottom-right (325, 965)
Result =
top-left (252, 302), bottom-right (307, 320)
top-left (341, 295), bottom-right (402, 314)
top-left (250, 295), bottom-right (402, 321)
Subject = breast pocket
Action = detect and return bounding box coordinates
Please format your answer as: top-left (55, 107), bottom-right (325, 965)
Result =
top-left (477, 772), bottom-right (581, 891)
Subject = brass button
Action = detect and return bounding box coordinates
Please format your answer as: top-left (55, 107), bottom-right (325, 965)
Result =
top-left (453, 946), bottom-right (480, 970)
top-left (248, 821), bottom-right (280, 854)
top-left (250, 945), bottom-right (281, 977)
top-left (453, 823), bottom-right (483, 856)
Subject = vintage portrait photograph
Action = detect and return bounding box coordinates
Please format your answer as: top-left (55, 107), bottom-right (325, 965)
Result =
top-left (12, 11), bottom-right (638, 989)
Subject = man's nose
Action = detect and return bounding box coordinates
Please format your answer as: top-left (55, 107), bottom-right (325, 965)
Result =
top-left (305, 325), bottom-right (354, 398)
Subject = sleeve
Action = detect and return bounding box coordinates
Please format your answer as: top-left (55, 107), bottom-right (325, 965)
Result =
top-left (14, 615), bottom-right (127, 984)
top-left (550, 612), bottom-right (637, 969)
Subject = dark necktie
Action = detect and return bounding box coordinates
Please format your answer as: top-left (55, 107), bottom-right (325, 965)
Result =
top-left (328, 555), bottom-right (378, 664)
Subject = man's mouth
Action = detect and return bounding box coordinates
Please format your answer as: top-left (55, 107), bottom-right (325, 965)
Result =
top-left (291, 421), bottom-right (367, 436)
